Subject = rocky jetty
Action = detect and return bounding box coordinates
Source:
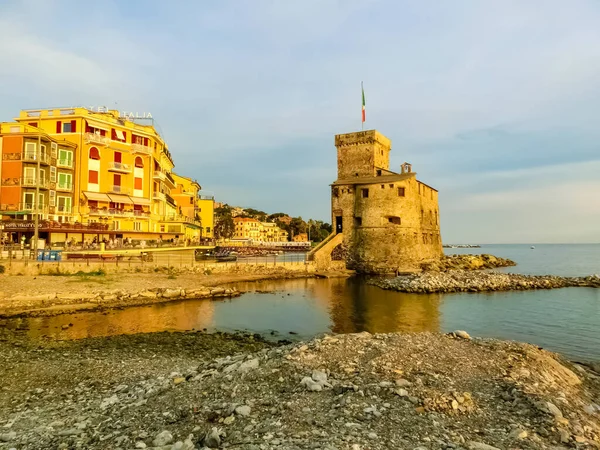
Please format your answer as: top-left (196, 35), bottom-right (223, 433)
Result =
top-left (372, 271), bottom-right (600, 293)
top-left (421, 254), bottom-right (516, 272)
top-left (0, 331), bottom-right (599, 449)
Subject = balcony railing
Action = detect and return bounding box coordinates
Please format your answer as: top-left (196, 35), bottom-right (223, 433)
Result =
top-left (0, 202), bottom-right (48, 213)
top-left (84, 133), bottom-right (109, 145)
top-left (108, 162), bottom-right (132, 173)
top-left (22, 152), bottom-right (50, 165)
top-left (153, 191), bottom-right (165, 201)
top-left (164, 214), bottom-right (202, 225)
top-left (21, 177), bottom-right (49, 189)
top-left (165, 193), bottom-right (176, 206)
top-left (56, 205), bottom-right (72, 213)
top-left (165, 171), bottom-right (175, 186)
top-left (198, 195), bottom-right (214, 200)
top-left (57, 158), bottom-right (73, 168)
top-left (56, 182), bottom-right (73, 192)
top-left (131, 143), bottom-right (152, 154)
top-left (153, 170), bottom-right (165, 181)
top-left (89, 207), bottom-right (150, 217)
top-left (109, 185), bottom-right (132, 195)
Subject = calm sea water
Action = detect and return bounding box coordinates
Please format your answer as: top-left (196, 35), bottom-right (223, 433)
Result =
top-left (6, 245), bottom-right (600, 361)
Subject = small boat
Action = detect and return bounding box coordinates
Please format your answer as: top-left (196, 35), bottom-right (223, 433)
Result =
top-left (530, 246), bottom-right (535, 249)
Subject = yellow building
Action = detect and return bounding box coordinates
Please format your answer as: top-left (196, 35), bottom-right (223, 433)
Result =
top-left (15, 107), bottom-right (178, 241)
top-left (233, 217), bottom-right (288, 243)
top-left (170, 173), bottom-right (213, 242)
top-left (196, 194), bottom-right (215, 241)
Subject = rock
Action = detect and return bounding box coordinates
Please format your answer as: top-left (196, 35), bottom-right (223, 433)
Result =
top-left (223, 415), bottom-right (235, 425)
top-left (162, 288), bottom-right (182, 298)
top-left (173, 377), bottom-right (186, 385)
top-left (0, 431), bottom-right (16, 442)
top-left (545, 402), bottom-right (563, 419)
top-left (238, 358), bottom-right (259, 373)
top-left (203, 427), bottom-right (221, 448)
top-left (395, 388), bottom-right (409, 397)
top-left (559, 430), bottom-right (570, 443)
top-left (453, 330), bottom-right (471, 340)
top-left (395, 378), bottom-right (412, 387)
top-left (467, 442), bottom-right (500, 450)
top-left (510, 429), bottom-right (528, 440)
top-left (235, 405), bottom-right (251, 417)
top-left (301, 376), bottom-right (323, 392)
top-left (99, 394), bottom-right (119, 409)
top-left (135, 442), bottom-right (147, 449)
top-left (153, 430), bottom-right (174, 447)
top-left (139, 290), bottom-right (157, 298)
top-left (312, 369), bottom-right (328, 383)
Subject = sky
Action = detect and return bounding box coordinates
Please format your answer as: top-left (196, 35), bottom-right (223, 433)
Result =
top-left (0, 0), bottom-right (599, 244)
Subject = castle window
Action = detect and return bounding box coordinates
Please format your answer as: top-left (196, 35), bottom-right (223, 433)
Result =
top-left (361, 189), bottom-right (369, 198)
top-left (376, 169), bottom-right (382, 176)
top-left (354, 217), bottom-right (362, 226)
top-left (398, 187), bottom-right (405, 197)
top-left (381, 184), bottom-right (384, 189)
top-left (332, 187), bottom-right (339, 197)
top-left (388, 216), bottom-right (401, 225)
top-left (389, 184), bottom-right (394, 188)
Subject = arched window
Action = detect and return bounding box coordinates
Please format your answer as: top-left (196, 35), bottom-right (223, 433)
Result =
top-left (89, 147), bottom-right (100, 160)
top-left (134, 156), bottom-right (143, 168)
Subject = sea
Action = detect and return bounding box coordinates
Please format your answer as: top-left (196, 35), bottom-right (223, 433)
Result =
top-left (8, 244), bottom-right (600, 362)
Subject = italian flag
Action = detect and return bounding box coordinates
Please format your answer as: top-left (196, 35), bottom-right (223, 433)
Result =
top-left (362, 82), bottom-right (366, 123)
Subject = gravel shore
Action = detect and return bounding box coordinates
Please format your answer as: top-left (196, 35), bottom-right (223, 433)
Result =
top-left (0, 330), bottom-right (598, 449)
top-left (371, 271), bottom-right (600, 293)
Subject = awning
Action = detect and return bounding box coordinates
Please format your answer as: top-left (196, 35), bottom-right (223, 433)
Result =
top-left (129, 196), bottom-right (151, 206)
top-left (108, 194), bottom-right (133, 204)
top-left (86, 120), bottom-right (109, 131)
top-left (115, 129), bottom-right (125, 140)
top-left (83, 192), bottom-right (111, 202)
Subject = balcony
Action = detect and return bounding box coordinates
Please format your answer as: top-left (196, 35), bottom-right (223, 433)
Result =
top-left (84, 132), bottom-right (109, 146)
top-left (89, 207), bottom-right (150, 218)
top-left (153, 191), bottom-right (165, 201)
top-left (22, 152), bottom-right (50, 165)
top-left (108, 162), bottom-right (132, 173)
top-left (0, 202), bottom-right (48, 213)
top-left (21, 177), bottom-right (49, 189)
top-left (57, 158), bottom-right (73, 168)
top-left (131, 143), bottom-right (152, 154)
top-left (56, 205), bottom-right (72, 214)
top-left (164, 214), bottom-right (202, 226)
top-left (165, 193), bottom-right (176, 207)
top-left (109, 185), bottom-right (132, 195)
top-left (165, 171), bottom-right (176, 187)
top-left (153, 170), bottom-right (165, 181)
top-left (56, 182), bottom-right (73, 192)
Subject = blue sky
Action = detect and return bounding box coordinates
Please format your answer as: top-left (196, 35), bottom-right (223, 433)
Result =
top-left (1, 0), bottom-right (599, 243)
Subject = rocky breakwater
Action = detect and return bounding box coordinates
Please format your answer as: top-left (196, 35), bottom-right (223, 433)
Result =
top-left (1, 331), bottom-right (599, 449)
top-left (372, 271), bottom-right (600, 293)
top-left (0, 286), bottom-right (240, 318)
top-left (421, 254), bottom-right (516, 272)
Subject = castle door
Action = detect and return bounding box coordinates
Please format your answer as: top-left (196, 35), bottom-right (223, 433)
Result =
top-left (335, 216), bottom-right (343, 234)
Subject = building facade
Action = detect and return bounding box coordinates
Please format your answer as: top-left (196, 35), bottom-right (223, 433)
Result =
top-left (0, 107), bottom-right (213, 247)
top-left (330, 130), bottom-right (442, 273)
top-left (0, 122), bottom-right (79, 244)
top-left (232, 217), bottom-right (288, 243)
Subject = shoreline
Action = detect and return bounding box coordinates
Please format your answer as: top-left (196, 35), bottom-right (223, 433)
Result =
top-left (0, 329), bottom-right (598, 449)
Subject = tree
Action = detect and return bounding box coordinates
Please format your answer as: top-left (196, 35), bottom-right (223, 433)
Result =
top-left (214, 205), bottom-right (235, 239)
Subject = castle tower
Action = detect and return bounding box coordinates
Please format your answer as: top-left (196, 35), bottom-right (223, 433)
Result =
top-left (331, 130), bottom-right (443, 273)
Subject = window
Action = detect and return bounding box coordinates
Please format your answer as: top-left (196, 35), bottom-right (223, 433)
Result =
top-left (39, 169), bottom-right (46, 184)
top-left (23, 192), bottom-right (34, 209)
top-left (381, 184), bottom-right (384, 189)
top-left (388, 216), bottom-right (401, 225)
top-left (40, 144), bottom-right (47, 158)
top-left (50, 166), bottom-right (57, 183)
top-left (134, 177), bottom-right (143, 190)
top-left (49, 190), bottom-right (56, 207)
top-left (113, 174), bottom-right (121, 186)
top-left (389, 184), bottom-right (394, 188)
top-left (134, 222), bottom-right (141, 231)
top-left (58, 173), bottom-right (72, 189)
top-left (397, 187), bottom-right (405, 197)
top-left (361, 188), bottom-right (369, 198)
top-left (57, 196), bottom-right (72, 213)
top-left (51, 143), bottom-right (57, 158)
top-left (62, 121), bottom-right (76, 133)
top-left (58, 149), bottom-right (73, 167)
top-left (112, 129), bottom-right (126, 142)
top-left (24, 167), bottom-right (35, 184)
top-left (376, 169), bottom-right (382, 176)
top-left (114, 220), bottom-right (121, 230)
top-left (332, 187), bottom-right (339, 197)
top-left (134, 156), bottom-right (143, 168)
top-left (354, 217), bottom-right (362, 226)
top-left (206, 227), bottom-right (211, 233)
top-left (89, 170), bottom-right (99, 184)
top-left (114, 151), bottom-right (122, 163)
top-left (24, 142), bottom-right (36, 159)
top-left (89, 147), bottom-right (100, 160)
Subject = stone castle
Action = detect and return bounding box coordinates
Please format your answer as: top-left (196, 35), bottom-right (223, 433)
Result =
top-left (312, 130), bottom-right (442, 273)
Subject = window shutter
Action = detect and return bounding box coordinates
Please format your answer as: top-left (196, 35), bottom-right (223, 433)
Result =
top-left (56, 121), bottom-right (62, 133)
top-left (111, 129), bottom-right (116, 140)
top-left (70, 120), bottom-right (76, 132)
top-left (144, 137), bottom-right (149, 146)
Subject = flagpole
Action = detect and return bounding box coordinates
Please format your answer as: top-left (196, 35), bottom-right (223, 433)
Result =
top-left (361, 81), bottom-right (364, 131)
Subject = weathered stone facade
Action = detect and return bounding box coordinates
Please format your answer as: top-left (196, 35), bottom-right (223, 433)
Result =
top-left (330, 130), bottom-right (443, 273)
